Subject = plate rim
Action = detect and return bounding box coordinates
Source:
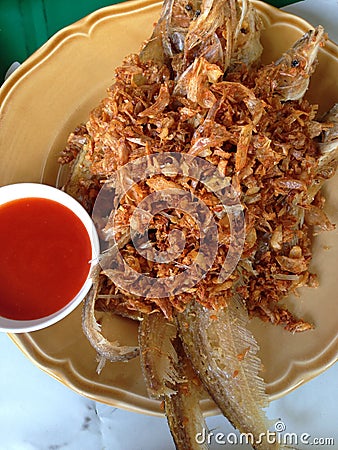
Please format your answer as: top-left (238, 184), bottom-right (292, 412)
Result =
top-left (1, 0), bottom-right (338, 416)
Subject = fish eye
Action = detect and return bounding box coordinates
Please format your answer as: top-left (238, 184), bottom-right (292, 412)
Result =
top-left (185, 3), bottom-right (192, 11)
top-left (291, 59), bottom-right (300, 67)
top-left (195, 9), bottom-right (201, 17)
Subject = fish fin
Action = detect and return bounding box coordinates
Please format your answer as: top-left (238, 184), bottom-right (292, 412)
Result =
top-left (179, 296), bottom-right (279, 449)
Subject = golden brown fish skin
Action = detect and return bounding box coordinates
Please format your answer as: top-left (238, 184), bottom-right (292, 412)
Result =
top-left (178, 297), bottom-right (280, 450)
top-left (82, 265), bottom-right (139, 369)
top-left (139, 312), bottom-right (180, 398)
top-left (139, 312), bottom-right (209, 450)
top-left (58, 125), bottom-right (101, 213)
top-left (164, 339), bottom-right (209, 450)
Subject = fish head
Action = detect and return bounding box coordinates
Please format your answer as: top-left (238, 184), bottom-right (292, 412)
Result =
top-left (284, 25), bottom-right (326, 73)
top-left (184, 0), bottom-right (238, 67)
top-left (140, 0), bottom-right (203, 64)
top-left (274, 26), bottom-right (327, 101)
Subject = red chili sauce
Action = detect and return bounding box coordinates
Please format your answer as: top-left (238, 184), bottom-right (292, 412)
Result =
top-left (0, 197), bottom-right (92, 321)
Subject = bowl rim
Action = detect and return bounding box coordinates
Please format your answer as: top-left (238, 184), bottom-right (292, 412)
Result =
top-left (0, 182), bottom-right (100, 333)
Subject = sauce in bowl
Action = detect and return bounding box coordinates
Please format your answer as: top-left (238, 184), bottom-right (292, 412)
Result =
top-left (0, 183), bottom-right (100, 332)
top-left (0, 197), bottom-right (92, 320)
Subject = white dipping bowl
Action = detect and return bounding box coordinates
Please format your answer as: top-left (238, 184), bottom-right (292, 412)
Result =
top-left (0, 183), bottom-right (100, 333)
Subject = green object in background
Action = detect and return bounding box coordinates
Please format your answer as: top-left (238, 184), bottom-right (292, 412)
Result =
top-left (0, 0), bottom-right (124, 82)
top-left (270, 0), bottom-right (303, 6)
top-left (0, 0), bottom-right (303, 83)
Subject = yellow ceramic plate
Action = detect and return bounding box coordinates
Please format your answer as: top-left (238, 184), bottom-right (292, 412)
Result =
top-left (0, 0), bottom-right (337, 415)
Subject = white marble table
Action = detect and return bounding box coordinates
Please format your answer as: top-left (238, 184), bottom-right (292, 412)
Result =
top-left (1, 1), bottom-right (338, 449)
